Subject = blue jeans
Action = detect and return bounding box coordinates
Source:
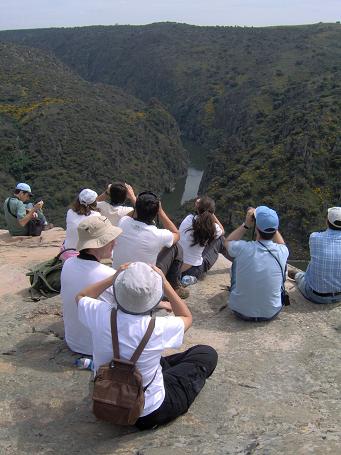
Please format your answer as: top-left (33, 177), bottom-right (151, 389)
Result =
top-left (295, 272), bottom-right (341, 304)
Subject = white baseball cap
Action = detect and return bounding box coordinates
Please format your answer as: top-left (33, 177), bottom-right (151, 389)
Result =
top-left (16, 182), bottom-right (33, 195)
top-left (78, 188), bottom-right (98, 206)
top-left (328, 207), bottom-right (341, 228)
top-left (114, 262), bottom-right (163, 315)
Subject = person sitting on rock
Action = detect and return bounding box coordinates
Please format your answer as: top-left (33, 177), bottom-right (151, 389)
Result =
top-left (3, 182), bottom-right (48, 236)
top-left (225, 206), bottom-right (289, 322)
top-left (61, 188), bottom-right (101, 261)
top-left (96, 182), bottom-right (136, 226)
top-left (61, 215), bottom-right (122, 355)
top-left (289, 207), bottom-right (341, 304)
top-left (179, 196), bottom-right (230, 282)
top-left (76, 261), bottom-right (218, 430)
top-left (112, 191), bottom-right (189, 298)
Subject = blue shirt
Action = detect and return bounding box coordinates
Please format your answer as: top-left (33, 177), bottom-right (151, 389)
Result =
top-left (305, 229), bottom-right (341, 293)
top-left (228, 240), bottom-right (289, 318)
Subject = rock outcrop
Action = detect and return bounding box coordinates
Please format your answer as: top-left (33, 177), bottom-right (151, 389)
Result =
top-left (0, 228), bottom-right (340, 454)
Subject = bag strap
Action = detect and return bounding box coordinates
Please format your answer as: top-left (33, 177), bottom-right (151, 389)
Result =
top-left (110, 308), bottom-right (155, 364)
top-left (258, 241), bottom-right (286, 289)
top-left (56, 248), bottom-right (76, 260)
top-left (6, 198), bottom-right (17, 218)
top-left (130, 316), bottom-right (155, 364)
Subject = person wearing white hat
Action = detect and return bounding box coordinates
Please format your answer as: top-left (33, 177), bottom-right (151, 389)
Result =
top-left (61, 215), bottom-right (123, 355)
top-left (61, 188), bottom-right (101, 260)
top-left (289, 207), bottom-right (341, 304)
top-left (76, 261), bottom-right (218, 429)
top-left (3, 183), bottom-right (45, 236)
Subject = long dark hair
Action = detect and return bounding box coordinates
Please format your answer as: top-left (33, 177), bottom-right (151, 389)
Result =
top-left (187, 196), bottom-right (216, 247)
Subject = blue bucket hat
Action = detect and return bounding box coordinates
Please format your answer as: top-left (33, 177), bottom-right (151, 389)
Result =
top-left (255, 206), bottom-right (279, 233)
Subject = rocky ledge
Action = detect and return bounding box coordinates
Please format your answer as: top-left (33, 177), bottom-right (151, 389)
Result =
top-left (0, 229), bottom-right (340, 454)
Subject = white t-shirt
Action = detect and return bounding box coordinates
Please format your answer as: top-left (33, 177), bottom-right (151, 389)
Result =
top-left (61, 257), bottom-right (116, 355)
top-left (179, 214), bottom-right (223, 266)
top-left (97, 201), bottom-right (133, 227)
top-left (78, 297), bottom-right (184, 416)
top-left (112, 216), bottom-right (174, 269)
top-left (64, 209), bottom-right (101, 250)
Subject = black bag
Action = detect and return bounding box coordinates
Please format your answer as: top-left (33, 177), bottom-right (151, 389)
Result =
top-left (258, 241), bottom-right (290, 306)
top-left (27, 218), bottom-right (44, 236)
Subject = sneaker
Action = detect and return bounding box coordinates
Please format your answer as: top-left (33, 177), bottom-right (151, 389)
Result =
top-left (174, 286), bottom-right (190, 299)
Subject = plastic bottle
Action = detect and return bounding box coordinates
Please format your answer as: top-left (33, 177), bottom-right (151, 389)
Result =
top-left (74, 357), bottom-right (94, 370)
top-left (181, 275), bottom-right (198, 287)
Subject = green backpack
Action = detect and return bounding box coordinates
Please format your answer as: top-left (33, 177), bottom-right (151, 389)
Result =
top-left (26, 249), bottom-right (75, 300)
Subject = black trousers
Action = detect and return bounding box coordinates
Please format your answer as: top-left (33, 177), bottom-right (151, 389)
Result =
top-left (183, 236), bottom-right (232, 280)
top-left (135, 345), bottom-right (218, 430)
top-left (156, 243), bottom-right (183, 289)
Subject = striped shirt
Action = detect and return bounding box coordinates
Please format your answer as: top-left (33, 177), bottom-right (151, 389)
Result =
top-left (305, 229), bottom-right (341, 293)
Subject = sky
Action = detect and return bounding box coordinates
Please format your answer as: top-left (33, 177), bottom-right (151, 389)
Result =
top-left (0, 0), bottom-right (340, 31)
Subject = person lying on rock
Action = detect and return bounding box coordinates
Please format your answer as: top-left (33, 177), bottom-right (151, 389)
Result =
top-left (179, 196), bottom-right (230, 282)
top-left (76, 261), bottom-right (218, 430)
top-left (97, 181), bottom-right (136, 226)
top-left (288, 207), bottom-right (341, 304)
top-left (3, 182), bottom-right (50, 236)
top-left (112, 191), bottom-right (189, 299)
top-left (225, 206), bottom-right (289, 322)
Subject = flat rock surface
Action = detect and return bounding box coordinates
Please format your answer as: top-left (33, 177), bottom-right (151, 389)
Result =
top-left (0, 229), bottom-right (340, 454)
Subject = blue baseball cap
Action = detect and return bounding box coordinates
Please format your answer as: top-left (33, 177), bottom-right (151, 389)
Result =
top-left (255, 206), bottom-right (279, 233)
top-left (16, 183), bottom-right (33, 195)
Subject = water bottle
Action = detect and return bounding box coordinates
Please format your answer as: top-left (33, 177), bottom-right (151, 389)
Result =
top-left (74, 357), bottom-right (94, 370)
top-left (181, 275), bottom-right (198, 287)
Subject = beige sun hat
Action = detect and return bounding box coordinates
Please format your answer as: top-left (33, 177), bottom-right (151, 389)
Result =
top-left (77, 215), bottom-right (122, 250)
top-left (114, 262), bottom-right (163, 315)
top-left (328, 207), bottom-right (341, 228)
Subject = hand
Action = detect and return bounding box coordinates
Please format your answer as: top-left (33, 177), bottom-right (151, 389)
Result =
top-left (34, 201), bottom-right (44, 211)
top-left (125, 183), bottom-right (136, 202)
top-left (150, 264), bottom-right (167, 284)
top-left (245, 207), bottom-right (255, 227)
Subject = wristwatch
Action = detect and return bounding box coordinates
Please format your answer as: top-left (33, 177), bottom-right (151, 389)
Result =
top-left (243, 223), bottom-right (250, 229)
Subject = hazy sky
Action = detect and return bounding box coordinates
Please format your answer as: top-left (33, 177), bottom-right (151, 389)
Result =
top-left (0, 0), bottom-right (340, 30)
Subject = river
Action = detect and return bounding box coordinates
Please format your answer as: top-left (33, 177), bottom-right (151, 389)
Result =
top-left (162, 140), bottom-right (207, 214)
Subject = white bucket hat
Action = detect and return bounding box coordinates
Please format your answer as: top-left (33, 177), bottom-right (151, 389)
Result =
top-left (79, 188), bottom-right (98, 206)
top-left (77, 215), bottom-right (122, 250)
top-left (328, 207), bottom-right (341, 228)
top-left (114, 262), bottom-right (163, 315)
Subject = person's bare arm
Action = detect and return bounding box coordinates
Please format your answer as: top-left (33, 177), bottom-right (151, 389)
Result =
top-left (125, 184), bottom-right (137, 205)
top-left (224, 207), bottom-right (255, 248)
top-left (212, 213), bottom-right (225, 235)
top-left (158, 202), bottom-right (180, 244)
top-left (76, 275), bottom-right (114, 304)
top-left (152, 266), bottom-right (192, 331)
top-left (97, 184), bottom-right (111, 202)
top-left (18, 201), bottom-right (43, 227)
top-left (272, 230), bottom-right (286, 245)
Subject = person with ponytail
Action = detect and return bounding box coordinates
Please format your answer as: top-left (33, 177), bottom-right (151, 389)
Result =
top-left (61, 188), bottom-right (101, 261)
top-left (179, 196), bottom-right (229, 280)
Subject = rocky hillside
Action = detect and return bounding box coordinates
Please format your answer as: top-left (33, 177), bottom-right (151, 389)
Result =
top-left (0, 42), bottom-right (186, 227)
top-left (1, 24), bottom-right (340, 254)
